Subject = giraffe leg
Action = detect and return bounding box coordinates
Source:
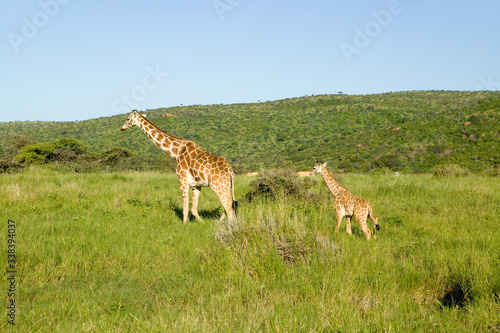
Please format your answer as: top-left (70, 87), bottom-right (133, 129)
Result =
top-left (335, 212), bottom-right (343, 234)
top-left (220, 195), bottom-right (235, 222)
top-left (345, 216), bottom-right (352, 235)
top-left (212, 186), bottom-right (234, 222)
top-left (334, 201), bottom-right (343, 234)
top-left (180, 182), bottom-right (190, 224)
top-left (355, 212), bottom-right (371, 240)
top-left (218, 212), bottom-right (226, 222)
top-left (191, 186), bottom-right (203, 223)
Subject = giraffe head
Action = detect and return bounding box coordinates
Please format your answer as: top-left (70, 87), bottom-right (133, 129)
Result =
top-left (310, 161), bottom-right (327, 175)
top-left (120, 110), bottom-right (144, 131)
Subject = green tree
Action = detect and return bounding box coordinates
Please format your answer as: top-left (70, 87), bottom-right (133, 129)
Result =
top-left (53, 138), bottom-right (88, 155)
top-left (5, 134), bottom-right (35, 158)
top-left (14, 138), bottom-right (88, 165)
top-left (100, 147), bottom-right (134, 164)
top-left (15, 142), bottom-right (56, 164)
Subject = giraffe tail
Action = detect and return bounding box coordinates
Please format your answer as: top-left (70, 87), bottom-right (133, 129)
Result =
top-left (369, 206), bottom-right (380, 231)
top-left (231, 172), bottom-right (238, 217)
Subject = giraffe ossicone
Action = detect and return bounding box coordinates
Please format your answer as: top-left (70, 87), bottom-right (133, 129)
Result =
top-left (121, 110), bottom-right (237, 223)
top-left (311, 161), bottom-right (379, 240)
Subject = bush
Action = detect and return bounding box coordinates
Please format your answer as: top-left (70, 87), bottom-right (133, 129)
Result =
top-left (467, 115), bottom-right (481, 125)
top-left (0, 159), bottom-right (23, 173)
top-left (53, 138), bottom-right (88, 155)
top-left (215, 211), bottom-right (337, 268)
top-left (5, 134), bottom-right (35, 158)
top-left (431, 164), bottom-right (470, 177)
top-left (367, 167), bottom-right (398, 175)
top-left (370, 154), bottom-right (402, 170)
top-left (14, 138), bottom-right (90, 165)
top-left (15, 142), bottom-right (57, 164)
top-left (482, 165), bottom-right (500, 177)
top-left (244, 169), bottom-right (316, 202)
top-left (427, 145), bottom-right (445, 154)
top-left (100, 147), bottom-right (134, 164)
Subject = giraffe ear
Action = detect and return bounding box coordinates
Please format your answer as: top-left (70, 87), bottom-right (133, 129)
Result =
top-left (323, 162), bottom-right (328, 167)
top-left (142, 114), bottom-right (147, 118)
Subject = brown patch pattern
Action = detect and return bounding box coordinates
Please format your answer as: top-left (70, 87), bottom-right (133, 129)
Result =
top-left (311, 162), bottom-right (379, 240)
top-left (121, 110), bottom-right (235, 223)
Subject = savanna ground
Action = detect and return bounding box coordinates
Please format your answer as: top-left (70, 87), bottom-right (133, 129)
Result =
top-left (1, 167), bottom-right (499, 332)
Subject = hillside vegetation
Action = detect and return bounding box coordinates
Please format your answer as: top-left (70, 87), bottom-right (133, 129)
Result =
top-left (1, 91), bottom-right (499, 173)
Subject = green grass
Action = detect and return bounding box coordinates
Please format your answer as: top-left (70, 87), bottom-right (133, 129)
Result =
top-left (1, 167), bottom-right (499, 332)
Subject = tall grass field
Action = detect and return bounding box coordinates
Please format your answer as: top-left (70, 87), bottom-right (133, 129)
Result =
top-left (1, 167), bottom-right (499, 332)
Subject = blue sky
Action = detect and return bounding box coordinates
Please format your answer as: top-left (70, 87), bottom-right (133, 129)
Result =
top-left (1, 0), bottom-right (499, 122)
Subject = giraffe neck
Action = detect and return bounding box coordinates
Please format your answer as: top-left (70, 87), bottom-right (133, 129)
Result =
top-left (320, 168), bottom-right (345, 196)
top-left (135, 115), bottom-right (185, 159)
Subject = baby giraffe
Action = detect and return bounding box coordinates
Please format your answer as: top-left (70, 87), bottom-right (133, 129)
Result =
top-left (311, 162), bottom-right (379, 240)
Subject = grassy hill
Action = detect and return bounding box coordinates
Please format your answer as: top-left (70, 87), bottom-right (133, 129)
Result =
top-left (1, 91), bottom-right (499, 173)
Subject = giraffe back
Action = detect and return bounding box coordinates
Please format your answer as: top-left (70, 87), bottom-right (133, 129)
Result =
top-left (177, 141), bottom-right (233, 189)
top-left (336, 189), bottom-right (372, 219)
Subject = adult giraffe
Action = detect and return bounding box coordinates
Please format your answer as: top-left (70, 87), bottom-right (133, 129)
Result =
top-left (121, 110), bottom-right (237, 223)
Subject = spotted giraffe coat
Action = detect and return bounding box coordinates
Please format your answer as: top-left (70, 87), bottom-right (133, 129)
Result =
top-left (121, 110), bottom-right (236, 223)
top-left (311, 162), bottom-right (379, 239)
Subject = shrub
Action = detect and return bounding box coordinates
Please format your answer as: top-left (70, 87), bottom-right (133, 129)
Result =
top-left (53, 138), bottom-right (88, 155)
top-left (13, 138), bottom-right (92, 165)
top-left (467, 115), bottom-right (481, 125)
top-left (427, 145), bottom-right (445, 154)
top-left (15, 142), bottom-right (56, 164)
top-left (370, 154), bottom-right (402, 170)
top-left (100, 147), bottom-right (134, 164)
top-left (483, 165), bottom-right (500, 177)
top-left (5, 134), bottom-right (35, 158)
top-left (367, 167), bottom-right (398, 175)
top-left (0, 159), bottom-right (23, 173)
top-left (431, 164), bottom-right (470, 177)
top-left (244, 169), bottom-right (316, 202)
top-left (215, 211), bottom-right (337, 268)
